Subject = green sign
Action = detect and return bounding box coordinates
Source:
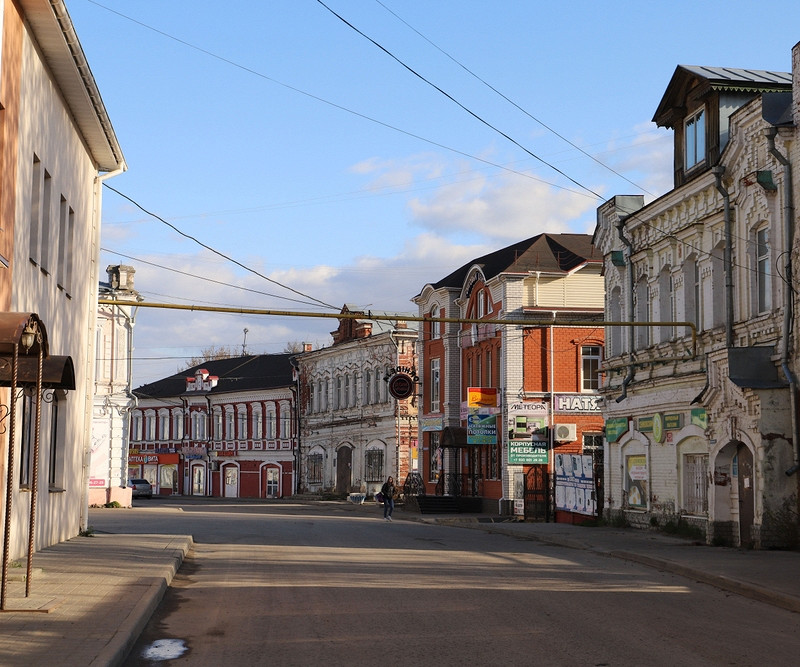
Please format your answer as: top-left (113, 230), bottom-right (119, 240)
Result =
top-left (637, 416), bottom-right (654, 433)
top-left (508, 441), bottom-right (548, 464)
top-left (605, 417), bottom-right (629, 443)
top-left (691, 408), bottom-right (708, 430)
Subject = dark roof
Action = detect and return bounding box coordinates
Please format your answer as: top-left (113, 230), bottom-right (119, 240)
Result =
top-left (653, 65), bottom-right (791, 127)
top-left (134, 353), bottom-right (295, 399)
top-left (427, 233), bottom-right (598, 290)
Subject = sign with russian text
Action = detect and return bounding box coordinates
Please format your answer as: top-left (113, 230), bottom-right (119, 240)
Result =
top-left (605, 417), bottom-right (629, 443)
top-left (468, 387), bottom-right (498, 408)
top-left (508, 441), bottom-right (548, 464)
top-left (467, 410), bottom-right (497, 444)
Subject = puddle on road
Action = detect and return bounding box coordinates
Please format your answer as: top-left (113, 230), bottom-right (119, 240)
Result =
top-left (141, 638), bottom-right (188, 661)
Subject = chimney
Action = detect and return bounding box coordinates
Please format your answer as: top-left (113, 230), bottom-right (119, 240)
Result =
top-left (303, 343), bottom-right (313, 352)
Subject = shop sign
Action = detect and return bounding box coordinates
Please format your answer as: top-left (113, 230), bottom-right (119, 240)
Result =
top-left (555, 394), bottom-right (601, 413)
top-left (508, 441), bottom-right (548, 464)
top-left (605, 417), bottom-right (629, 443)
top-left (467, 387), bottom-right (498, 408)
top-left (420, 416), bottom-right (444, 432)
top-left (691, 408), bottom-right (708, 430)
top-left (128, 453), bottom-right (179, 464)
top-left (637, 416), bottom-right (654, 432)
top-left (467, 410), bottom-right (497, 444)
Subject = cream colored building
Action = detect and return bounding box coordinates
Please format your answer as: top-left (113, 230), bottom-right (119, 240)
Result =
top-left (0, 0), bottom-right (125, 573)
top-left (90, 266), bottom-right (140, 507)
top-left (594, 44), bottom-right (799, 547)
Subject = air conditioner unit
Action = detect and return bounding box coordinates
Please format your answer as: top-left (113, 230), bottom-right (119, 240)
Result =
top-left (555, 423), bottom-right (577, 442)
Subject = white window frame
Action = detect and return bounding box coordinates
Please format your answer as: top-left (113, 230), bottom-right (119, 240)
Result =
top-left (755, 225), bottom-right (772, 313)
top-left (581, 345), bottom-right (602, 392)
top-left (430, 358), bottom-right (441, 413)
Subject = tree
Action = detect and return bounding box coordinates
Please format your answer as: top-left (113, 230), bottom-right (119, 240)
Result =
top-left (283, 341), bottom-right (307, 354)
top-left (182, 344), bottom-right (238, 370)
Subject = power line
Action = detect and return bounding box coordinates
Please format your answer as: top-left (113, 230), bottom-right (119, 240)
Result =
top-left (372, 0), bottom-right (654, 196)
top-left (103, 184), bottom-right (339, 310)
top-left (316, 0), bottom-right (603, 199)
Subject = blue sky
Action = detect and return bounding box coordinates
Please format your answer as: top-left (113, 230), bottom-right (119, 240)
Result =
top-left (66, 1), bottom-right (800, 385)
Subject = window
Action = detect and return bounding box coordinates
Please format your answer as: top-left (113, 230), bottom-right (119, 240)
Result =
top-left (238, 408), bottom-right (247, 440)
top-left (19, 394), bottom-right (35, 487)
top-left (685, 108), bottom-right (705, 170)
top-left (132, 413), bottom-right (142, 441)
top-left (344, 374), bottom-right (351, 408)
top-left (266, 409), bottom-right (276, 439)
top-left (192, 411), bottom-right (206, 440)
top-left (374, 369), bottom-right (381, 404)
top-left (29, 156), bottom-right (42, 265)
top-left (280, 409), bottom-right (291, 438)
top-left (48, 393), bottom-right (62, 488)
top-left (430, 358), bottom-right (441, 412)
top-left (365, 449), bottom-right (384, 482)
top-left (145, 412), bottom-right (155, 441)
top-left (476, 289), bottom-right (485, 318)
top-left (173, 411), bottom-right (184, 441)
top-left (226, 409), bottom-right (235, 440)
top-left (428, 432), bottom-right (441, 483)
top-left (756, 226), bottom-right (772, 313)
top-left (364, 371), bottom-right (372, 406)
top-left (159, 411), bottom-right (169, 440)
top-left (581, 346), bottom-right (601, 391)
top-left (308, 452), bottom-right (323, 484)
top-left (634, 277), bottom-right (650, 349)
top-left (252, 407), bottom-right (263, 440)
top-left (658, 266), bottom-right (675, 343)
top-left (213, 409), bottom-right (223, 441)
top-left (334, 376), bottom-right (342, 410)
top-left (309, 383), bottom-right (315, 413)
top-left (683, 454), bottom-right (708, 515)
top-left (489, 442), bottom-right (499, 480)
top-left (430, 308), bottom-right (440, 339)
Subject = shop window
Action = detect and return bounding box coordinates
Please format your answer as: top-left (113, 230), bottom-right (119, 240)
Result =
top-left (428, 432), bottom-right (441, 483)
top-left (683, 454), bottom-right (708, 515)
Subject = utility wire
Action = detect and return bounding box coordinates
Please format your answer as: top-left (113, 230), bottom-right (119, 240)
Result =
top-left (84, 0), bottom-right (593, 200)
top-left (316, 0), bottom-right (603, 199)
top-left (103, 184), bottom-right (339, 310)
top-left (101, 247), bottom-right (331, 308)
top-left (373, 0), bottom-right (654, 196)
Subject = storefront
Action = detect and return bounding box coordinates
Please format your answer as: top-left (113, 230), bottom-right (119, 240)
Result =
top-left (128, 452), bottom-right (180, 495)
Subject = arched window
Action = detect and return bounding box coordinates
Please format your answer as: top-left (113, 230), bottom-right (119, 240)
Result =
top-left (252, 405), bottom-right (263, 440)
top-left (634, 276), bottom-right (650, 350)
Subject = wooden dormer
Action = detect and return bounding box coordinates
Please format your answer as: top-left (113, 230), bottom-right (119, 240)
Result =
top-left (652, 65), bottom-right (791, 188)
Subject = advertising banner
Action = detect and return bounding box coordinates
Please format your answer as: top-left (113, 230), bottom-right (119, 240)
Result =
top-left (467, 410), bottom-right (497, 444)
top-left (554, 453), bottom-right (595, 516)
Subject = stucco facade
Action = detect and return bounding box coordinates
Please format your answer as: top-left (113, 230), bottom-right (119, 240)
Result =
top-left (0, 0), bottom-right (124, 569)
top-left (295, 307), bottom-right (418, 497)
top-left (594, 45), bottom-right (800, 547)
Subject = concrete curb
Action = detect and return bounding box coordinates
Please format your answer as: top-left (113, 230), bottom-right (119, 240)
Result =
top-left (90, 536), bottom-right (193, 667)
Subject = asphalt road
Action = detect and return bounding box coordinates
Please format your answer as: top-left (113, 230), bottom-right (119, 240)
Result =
top-left (88, 498), bottom-right (800, 666)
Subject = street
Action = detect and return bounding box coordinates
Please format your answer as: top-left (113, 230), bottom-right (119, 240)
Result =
top-left (86, 498), bottom-right (800, 666)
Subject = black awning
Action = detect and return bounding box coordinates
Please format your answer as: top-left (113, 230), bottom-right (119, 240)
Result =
top-left (0, 355), bottom-right (75, 389)
top-left (441, 426), bottom-right (469, 447)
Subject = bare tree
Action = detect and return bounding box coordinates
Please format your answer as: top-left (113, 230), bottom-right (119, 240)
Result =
top-left (182, 344), bottom-right (238, 370)
top-left (283, 341), bottom-right (306, 354)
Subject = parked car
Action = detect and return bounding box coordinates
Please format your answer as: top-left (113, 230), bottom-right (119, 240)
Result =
top-left (129, 478), bottom-right (153, 499)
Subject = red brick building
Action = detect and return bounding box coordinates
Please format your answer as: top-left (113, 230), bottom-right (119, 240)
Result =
top-left (413, 234), bottom-right (605, 518)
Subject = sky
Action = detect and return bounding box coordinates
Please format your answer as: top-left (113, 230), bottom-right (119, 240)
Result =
top-left (65, 0), bottom-right (800, 386)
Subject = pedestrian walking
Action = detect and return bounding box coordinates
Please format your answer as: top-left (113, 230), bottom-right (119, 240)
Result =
top-left (380, 476), bottom-right (395, 521)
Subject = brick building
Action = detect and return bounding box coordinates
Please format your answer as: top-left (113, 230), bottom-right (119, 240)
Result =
top-left (131, 355), bottom-right (297, 498)
top-left (413, 234), bottom-right (605, 517)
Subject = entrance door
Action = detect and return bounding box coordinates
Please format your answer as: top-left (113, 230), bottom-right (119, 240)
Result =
top-left (736, 444), bottom-right (755, 547)
top-left (336, 447), bottom-right (352, 495)
top-left (265, 467), bottom-right (279, 498)
top-left (192, 465), bottom-right (205, 495)
top-left (524, 465), bottom-right (550, 521)
top-left (224, 466), bottom-right (239, 498)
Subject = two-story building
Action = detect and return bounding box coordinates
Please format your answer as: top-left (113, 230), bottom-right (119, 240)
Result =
top-left (0, 0), bottom-right (125, 586)
top-left (593, 43), bottom-right (800, 548)
top-left (131, 354), bottom-right (297, 498)
top-left (294, 306), bottom-right (418, 497)
top-left (413, 233), bottom-right (605, 516)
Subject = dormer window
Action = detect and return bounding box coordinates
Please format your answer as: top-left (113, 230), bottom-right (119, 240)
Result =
top-left (684, 108), bottom-right (706, 170)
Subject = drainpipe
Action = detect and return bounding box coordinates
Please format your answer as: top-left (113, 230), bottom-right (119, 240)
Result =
top-left (765, 128), bottom-right (800, 476)
top-left (615, 217), bottom-right (635, 402)
top-left (712, 166), bottom-right (735, 348)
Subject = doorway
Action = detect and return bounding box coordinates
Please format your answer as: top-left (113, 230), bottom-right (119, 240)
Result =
top-left (336, 446), bottom-right (352, 495)
top-left (265, 467), bottom-right (280, 498)
top-left (736, 443), bottom-right (755, 547)
top-left (191, 465), bottom-right (205, 496)
top-left (224, 465), bottom-right (239, 498)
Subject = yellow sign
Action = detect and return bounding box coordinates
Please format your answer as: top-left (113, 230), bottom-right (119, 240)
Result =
top-left (468, 387), bottom-right (498, 408)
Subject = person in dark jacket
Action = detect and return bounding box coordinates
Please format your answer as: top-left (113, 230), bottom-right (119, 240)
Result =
top-left (381, 476), bottom-right (395, 521)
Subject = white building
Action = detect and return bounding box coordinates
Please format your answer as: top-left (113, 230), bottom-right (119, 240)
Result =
top-left (295, 307), bottom-right (418, 497)
top-left (593, 44), bottom-right (799, 548)
top-left (0, 0), bottom-right (125, 581)
top-left (90, 266), bottom-right (140, 507)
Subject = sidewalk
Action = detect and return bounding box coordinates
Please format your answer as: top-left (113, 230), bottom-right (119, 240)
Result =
top-left (1, 503), bottom-right (799, 667)
top-left (0, 533), bottom-right (192, 667)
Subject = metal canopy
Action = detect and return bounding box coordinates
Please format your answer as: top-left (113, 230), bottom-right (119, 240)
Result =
top-left (0, 355), bottom-right (74, 389)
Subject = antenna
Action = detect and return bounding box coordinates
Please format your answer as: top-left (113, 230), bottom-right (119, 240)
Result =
top-left (242, 328), bottom-right (249, 355)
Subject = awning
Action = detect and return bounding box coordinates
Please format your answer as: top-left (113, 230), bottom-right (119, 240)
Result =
top-left (0, 312), bottom-right (48, 357)
top-left (0, 355), bottom-right (75, 389)
top-left (728, 346), bottom-right (788, 390)
top-left (441, 426), bottom-right (469, 447)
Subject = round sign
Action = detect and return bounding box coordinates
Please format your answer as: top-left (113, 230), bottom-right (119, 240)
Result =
top-left (388, 373), bottom-right (414, 400)
top-left (652, 412), bottom-right (665, 443)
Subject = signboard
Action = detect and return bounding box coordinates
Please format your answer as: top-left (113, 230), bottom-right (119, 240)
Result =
top-left (691, 408), bottom-right (708, 430)
top-left (508, 441), bottom-right (548, 464)
top-left (388, 373), bottom-right (415, 400)
top-left (468, 387), bottom-right (498, 408)
top-left (605, 417), bottom-right (629, 443)
top-left (554, 394), bottom-right (601, 413)
top-left (625, 455), bottom-right (648, 508)
top-left (420, 416), bottom-right (444, 432)
top-left (467, 411), bottom-right (497, 444)
top-left (554, 453), bottom-right (595, 516)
